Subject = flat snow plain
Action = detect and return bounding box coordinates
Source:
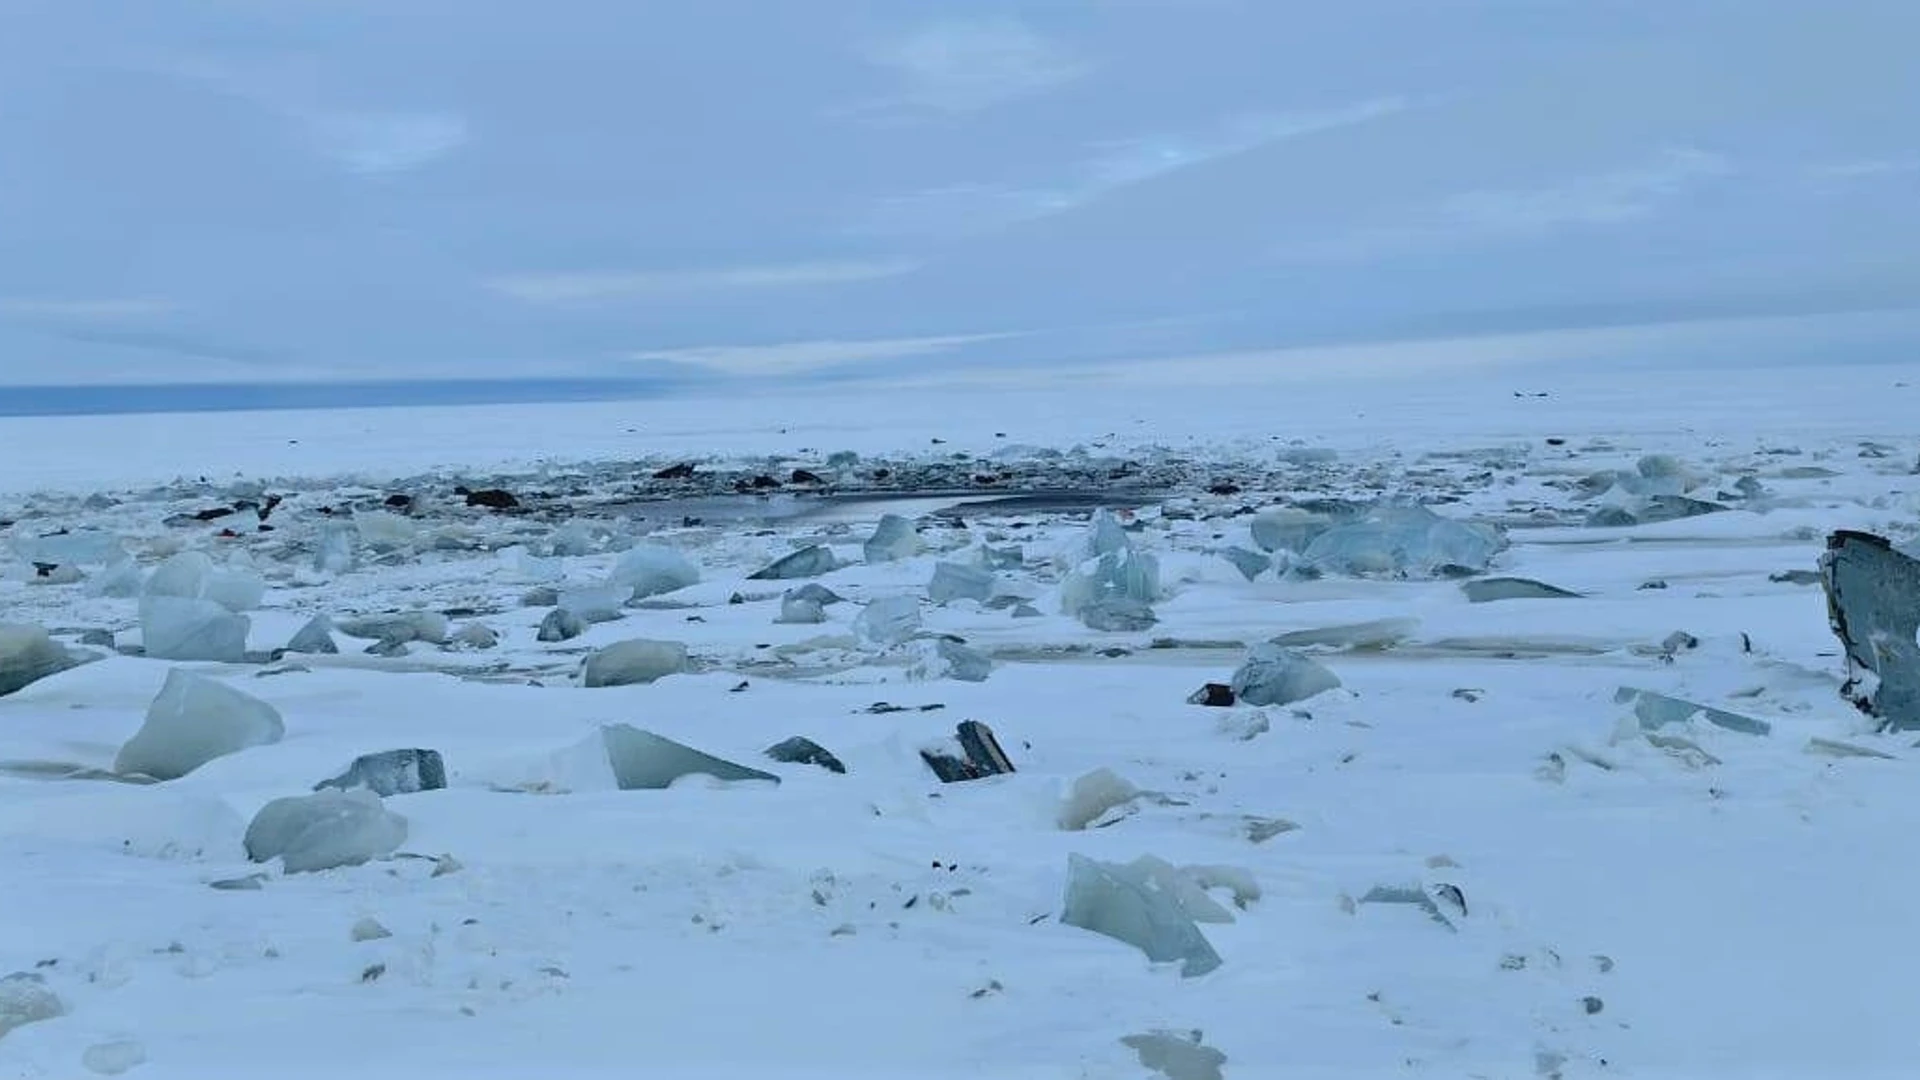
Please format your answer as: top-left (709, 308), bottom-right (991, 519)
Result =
top-left (3, 359), bottom-right (1919, 1079)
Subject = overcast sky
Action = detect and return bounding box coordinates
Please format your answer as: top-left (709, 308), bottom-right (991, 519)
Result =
top-left (1, 0), bottom-right (1915, 386)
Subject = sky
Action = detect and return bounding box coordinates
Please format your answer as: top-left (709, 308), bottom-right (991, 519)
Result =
top-left (0, 0), bottom-right (1916, 389)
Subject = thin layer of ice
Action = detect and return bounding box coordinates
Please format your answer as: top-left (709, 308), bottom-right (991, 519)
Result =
top-left (600, 723), bottom-right (779, 788)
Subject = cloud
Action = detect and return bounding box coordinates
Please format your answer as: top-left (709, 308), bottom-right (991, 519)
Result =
top-left (1808, 158), bottom-right (1920, 181)
top-left (1280, 148), bottom-right (1733, 262)
top-left (0, 297), bottom-right (179, 320)
top-left (858, 98), bottom-right (1410, 236)
top-left (487, 258), bottom-right (921, 304)
top-left (626, 332), bottom-right (1010, 377)
top-left (306, 111), bottom-right (470, 175)
top-left (856, 18), bottom-right (1088, 116)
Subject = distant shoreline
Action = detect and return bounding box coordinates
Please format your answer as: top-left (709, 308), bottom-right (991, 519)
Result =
top-left (0, 378), bottom-right (679, 418)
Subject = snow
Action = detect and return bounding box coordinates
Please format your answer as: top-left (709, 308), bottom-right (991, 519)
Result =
top-left (2, 360), bottom-right (1920, 1076)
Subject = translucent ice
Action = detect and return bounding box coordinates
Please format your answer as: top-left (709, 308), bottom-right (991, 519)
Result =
top-left (1057, 768), bottom-right (1142, 831)
top-left (10, 528), bottom-right (125, 566)
top-left (116, 669), bottom-right (285, 780)
top-left (1120, 1030), bottom-right (1226, 1080)
top-left (336, 611), bottom-right (449, 645)
top-left (144, 550), bottom-right (265, 612)
top-left (1461, 577), bottom-right (1582, 602)
top-left (907, 638), bottom-right (992, 683)
top-left (1060, 549), bottom-right (1161, 618)
top-left (557, 583), bottom-right (629, 622)
top-left (0, 971), bottom-right (64, 1039)
top-left (928, 561), bottom-right (994, 605)
top-left (353, 510), bottom-right (417, 551)
top-left (1220, 546), bottom-right (1271, 581)
top-left (1230, 644), bottom-right (1341, 706)
top-left (863, 514), bottom-right (923, 563)
top-left (285, 615), bottom-right (339, 655)
top-left (600, 723), bottom-right (779, 788)
top-left (853, 595), bottom-right (921, 646)
top-left (313, 521), bottom-right (358, 574)
top-left (82, 1039), bottom-right (147, 1075)
top-left (749, 544), bottom-right (839, 580)
top-left (608, 544), bottom-right (700, 599)
top-left (1060, 854), bottom-right (1223, 977)
top-left (1299, 504), bottom-right (1505, 578)
top-left (1249, 508), bottom-right (1334, 555)
top-left (538, 608), bottom-right (587, 642)
top-left (86, 558), bottom-right (144, 599)
top-left (0, 623), bottom-right (77, 697)
top-left (776, 594), bottom-right (826, 624)
top-left (580, 639), bottom-right (689, 687)
top-left (140, 596), bottom-right (250, 662)
top-left (244, 788), bottom-right (407, 873)
top-left (1616, 686), bottom-right (1771, 736)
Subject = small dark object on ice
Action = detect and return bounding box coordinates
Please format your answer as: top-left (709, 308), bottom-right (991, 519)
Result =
top-left (653, 462), bottom-right (697, 480)
top-left (1187, 683), bottom-right (1235, 707)
top-left (921, 721), bottom-right (1015, 783)
top-left (463, 488), bottom-right (519, 510)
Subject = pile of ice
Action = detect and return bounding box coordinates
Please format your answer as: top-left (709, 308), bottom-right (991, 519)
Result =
top-left (1058, 510), bottom-right (1162, 631)
top-left (1252, 503), bottom-right (1506, 579)
top-left (139, 551), bottom-right (266, 661)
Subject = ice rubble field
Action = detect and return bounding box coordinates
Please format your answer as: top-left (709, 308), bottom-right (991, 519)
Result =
top-left (4, 363), bottom-right (1920, 1079)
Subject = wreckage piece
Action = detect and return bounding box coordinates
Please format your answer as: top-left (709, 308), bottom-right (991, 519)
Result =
top-left (1060, 854), bottom-right (1224, 977)
top-left (1614, 687), bottom-right (1771, 737)
top-left (600, 724), bottom-right (778, 789)
top-left (1821, 530), bottom-right (1920, 731)
top-left (920, 720), bottom-right (1015, 783)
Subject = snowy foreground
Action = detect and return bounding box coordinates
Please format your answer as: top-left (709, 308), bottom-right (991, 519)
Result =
top-left (4, 365), bottom-right (1920, 1079)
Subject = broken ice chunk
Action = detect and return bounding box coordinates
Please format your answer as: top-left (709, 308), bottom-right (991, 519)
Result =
top-left (1120, 1030), bottom-right (1226, 1080)
top-left (775, 594), bottom-right (827, 624)
top-left (313, 521), bottom-right (358, 574)
top-left (580, 639), bottom-right (689, 687)
top-left (557, 583), bottom-right (628, 622)
top-left (863, 514), bottom-right (923, 563)
top-left (608, 544), bottom-right (700, 599)
top-left (928, 561), bottom-right (995, 604)
top-left (1220, 546), bottom-right (1272, 582)
top-left (1270, 617), bottom-right (1417, 652)
top-left (1461, 577), bottom-right (1583, 602)
top-left (144, 550), bottom-right (265, 612)
top-left (139, 596), bottom-right (250, 662)
top-left (908, 639), bottom-right (992, 683)
top-left (538, 608), bottom-right (586, 642)
top-left (785, 583), bottom-right (843, 607)
top-left (1058, 768), bottom-right (1142, 830)
top-left (853, 595), bottom-right (922, 646)
top-left (1615, 687), bottom-right (1771, 736)
top-left (353, 510), bottom-right (417, 551)
top-left (1060, 854), bottom-right (1223, 977)
top-left (764, 736), bottom-right (846, 774)
top-left (1821, 530), bottom-right (1920, 731)
top-left (315, 748), bottom-right (447, 797)
top-left (748, 544), bottom-right (838, 580)
top-left (1229, 644), bottom-right (1340, 707)
top-left (1585, 495), bottom-right (1726, 528)
top-left (0, 971), bottom-right (64, 1039)
top-left (1357, 884), bottom-right (1458, 930)
top-left (600, 724), bottom-right (778, 788)
top-left (86, 558), bottom-right (143, 599)
top-left (1078, 596), bottom-right (1158, 632)
top-left (1298, 504), bottom-right (1505, 578)
top-left (0, 623), bottom-right (78, 697)
top-left (1249, 508), bottom-right (1335, 555)
top-left (9, 528), bottom-right (125, 566)
top-left (336, 611), bottom-right (449, 645)
top-left (244, 788), bottom-right (407, 873)
top-left (115, 669), bottom-right (286, 780)
top-left (284, 615), bottom-right (339, 655)
top-left (1060, 548), bottom-right (1161, 617)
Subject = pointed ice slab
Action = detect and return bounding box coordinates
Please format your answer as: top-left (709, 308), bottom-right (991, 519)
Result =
top-left (1299, 504), bottom-right (1505, 579)
top-left (116, 669), bottom-right (285, 780)
top-left (748, 545), bottom-right (838, 580)
top-left (864, 514), bottom-right (923, 563)
top-left (139, 597), bottom-right (250, 662)
top-left (1060, 854), bottom-right (1223, 977)
top-left (1615, 687), bottom-right (1771, 736)
top-left (854, 595), bottom-right (922, 646)
top-left (928, 562), bottom-right (995, 604)
top-left (609, 545), bottom-right (700, 599)
top-left (285, 615), bottom-right (339, 655)
top-left (1462, 577), bottom-right (1582, 603)
top-left (600, 724), bottom-right (778, 789)
top-left (1821, 530), bottom-right (1920, 731)
top-left (244, 788), bottom-right (407, 873)
top-left (0, 623), bottom-right (78, 697)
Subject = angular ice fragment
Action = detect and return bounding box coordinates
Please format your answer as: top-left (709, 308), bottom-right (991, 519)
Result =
top-left (336, 611), bottom-right (448, 645)
top-left (775, 594), bottom-right (826, 624)
top-left (1078, 596), bottom-right (1158, 632)
top-left (1270, 617), bottom-right (1418, 652)
top-left (976, 545), bottom-right (1024, 571)
top-left (1299, 504), bottom-right (1505, 578)
top-left (453, 622), bottom-right (498, 649)
top-left (1084, 508), bottom-right (1133, 559)
top-left (502, 545), bottom-right (563, 583)
top-left (1357, 884), bottom-right (1457, 930)
top-left (244, 788), bottom-right (407, 873)
top-left (315, 748), bottom-right (447, 797)
top-left (285, 615), bottom-right (339, 655)
top-left (580, 639), bottom-right (689, 687)
top-left (853, 595), bottom-right (921, 646)
top-left (600, 723), bottom-right (778, 788)
top-left (928, 561), bottom-right (994, 604)
top-left (1615, 687), bottom-right (1771, 736)
top-left (0, 623), bottom-right (78, 697)
top-left (10, 528), bottom-right (125, 566)
top-left (1058, 768), bottom-right (1142, 830)
top-left (144, 550), bottom-right (265, 611)
top-left (548, 519), bottom-right (623, 557)
top-left (313, 521), bottom-right (358, 573)
top-left (785, 583), bottom-right (843, 606)
top-left (864, 514), bottom-right (924, 563)
top-left (139, 596), bottom-right (250, 662)
top-left (608, 544), bottom-right (700, 599)
top-left (907, 638), bottom-right (992, 682)
top-left (1060, 548), bottom-right (1161, 622)
top-left (115, 669), bottom-right (285, 780)
top-left (1822, 530), bottom-right (1920, 730)
top-left (352, 510), bottom-right (417, 551)
top-left (1060, 854), bottom-right (1223, 977)
top-left (765, 736), bottom-right (846, 774)
top-left (1220, 546), bottom-right (1272, 582)
top-left (1120, 1030), bottom-right (1227, 1080)
top-left (748, 544), bottom-right (838, 580)
top-left (538, 607), bottom-right (586, 642)
top-left (1461, 577), bottom-right (1582, 603)
top-left (1229, 644), bottom-right (1340, 707)
top-left (86, 558), bottom-right (143, 599)
top-left (0, 971), bottom-right (64, 1039)
top-left (1249, 508), bottom-right (1334, 555)
top-left (557, 583), bottom-right (628, 622)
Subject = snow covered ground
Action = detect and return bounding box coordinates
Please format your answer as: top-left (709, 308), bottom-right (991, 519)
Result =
top-left (3, 360), bottom-right (1919, 1078)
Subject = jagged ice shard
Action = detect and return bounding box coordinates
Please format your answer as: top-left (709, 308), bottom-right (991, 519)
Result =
top-left (1060, 853), bottom-right (1224, 977)
top-left (1821, 530), bottom-right (1920, 731)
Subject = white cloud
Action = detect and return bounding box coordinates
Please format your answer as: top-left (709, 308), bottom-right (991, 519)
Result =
top-left (858, 18), bottom-right (1088, 115)
top-left (487, 258), bottom-right (920, 304)
top-left (307, 110), bottom-right (470, 175)
top-left (0, 297), bottom-right (179, 319)
top-left (1809, 158), bottom-right (1920, 181)
top-left (858, 98), bottom-right (1410, 236)
top-left (627, 332), bottom-right (1010, 377)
